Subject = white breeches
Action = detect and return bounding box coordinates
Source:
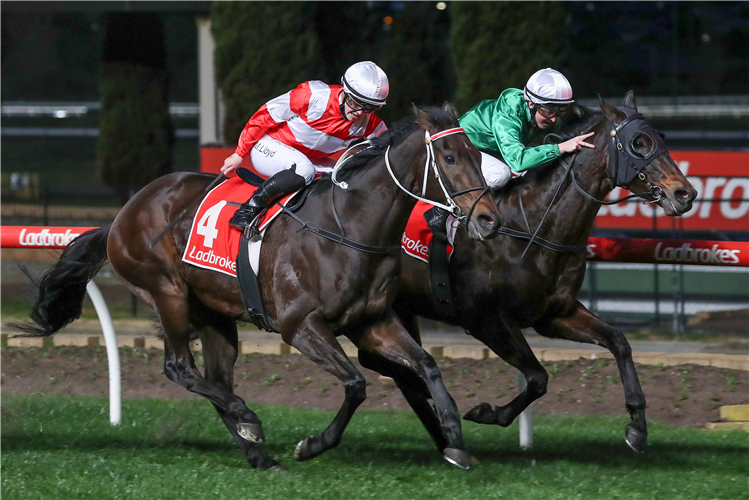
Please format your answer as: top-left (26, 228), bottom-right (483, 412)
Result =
top-left (249, 135), bottom-right (335, 185)
top-left (480, 152), bottom-right (513, 189)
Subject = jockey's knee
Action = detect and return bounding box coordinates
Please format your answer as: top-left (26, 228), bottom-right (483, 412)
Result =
top-left (480, 152), bottom-right (511, 189)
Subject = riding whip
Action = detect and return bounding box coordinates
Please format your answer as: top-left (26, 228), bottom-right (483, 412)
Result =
top-left (148, 173), bottom-right (227, 249)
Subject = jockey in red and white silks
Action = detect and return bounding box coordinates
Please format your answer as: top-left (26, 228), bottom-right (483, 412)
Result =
top-left (222, 61), bottom-right (389, 231)
top-left (235, 79), bottom-right (387, 183)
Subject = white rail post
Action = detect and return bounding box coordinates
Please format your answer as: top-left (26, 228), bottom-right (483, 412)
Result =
top-left (518, 371), bottom-right (533, 449)
top-left (85, 281), bottom-right (121, 425)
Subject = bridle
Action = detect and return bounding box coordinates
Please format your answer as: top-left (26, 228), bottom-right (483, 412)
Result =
top-left (333, 126), bottom-right (490, 227)
top-left (569, 106), bottom-right (671, 207)
top-left (517, 107), bottom-right (674, 259)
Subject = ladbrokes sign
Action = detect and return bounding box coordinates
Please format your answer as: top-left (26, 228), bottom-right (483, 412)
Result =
top-left (586, 237), bottom-right (749, 267)
top-left (1, 226), bottom-right (97, 249)
top-left (596, 151), bottom-right (749, 231)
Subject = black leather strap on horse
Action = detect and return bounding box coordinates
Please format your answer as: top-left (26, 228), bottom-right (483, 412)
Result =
top-left (236, 232), bottom-right (277, 332)
top-left (428, 238), bottom-right (457, 323)
top-left (497, 226), bottom-right (587, 254)
top-left (277, 204), bottom-right (402, 255)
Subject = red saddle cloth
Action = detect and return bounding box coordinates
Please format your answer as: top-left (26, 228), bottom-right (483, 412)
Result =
top-left (181, 176), bottom-right (296, 277)
top-left (401, 200), bottom-right (455, 263)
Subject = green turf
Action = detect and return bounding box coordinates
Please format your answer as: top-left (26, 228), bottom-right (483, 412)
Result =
top-left (2, 395), bottom-right (747, 500)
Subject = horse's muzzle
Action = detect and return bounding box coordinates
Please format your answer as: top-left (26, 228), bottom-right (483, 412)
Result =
top-left (466, 211), bottom-right (500, 240)
top-left (661, 184), bottom-right (697, 216)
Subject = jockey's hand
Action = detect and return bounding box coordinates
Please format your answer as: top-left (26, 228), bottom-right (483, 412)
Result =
top-left (220, 153), bottom-right (244, 174)
top-left (559, 131), bottom-right (595, 154)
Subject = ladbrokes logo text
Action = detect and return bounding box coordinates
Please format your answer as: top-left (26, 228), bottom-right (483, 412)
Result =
top-left (17, 228), bottom-right (82, 247)
top-left (655, 242), bottom-right (740, 265)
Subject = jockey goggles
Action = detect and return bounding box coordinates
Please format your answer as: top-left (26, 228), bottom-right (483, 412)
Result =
top-left (536, 103), bottom-right (568, 118)
top-left (344, 93), bottom-right (382, 113)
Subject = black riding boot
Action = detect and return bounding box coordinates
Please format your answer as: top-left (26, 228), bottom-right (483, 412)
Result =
top-left (229, 169), bottom-right (307, 231)
top-left (424, 206), bottom-right (450, 244)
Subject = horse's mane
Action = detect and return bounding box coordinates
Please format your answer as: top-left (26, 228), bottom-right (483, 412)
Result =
top-left (307, 106), bottom-right (459, 195)
top-left (550, 105), bottom-right (605, 143)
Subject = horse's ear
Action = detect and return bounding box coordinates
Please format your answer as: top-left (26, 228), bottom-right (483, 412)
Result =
top-left (442, 101), bottom-right (458, 120)
top-left (598, 93), bottom-right (624, 124)
top-left (623, 90), bottom-right (638, 112)
top-left (413, 104), bottom-right (435, 132)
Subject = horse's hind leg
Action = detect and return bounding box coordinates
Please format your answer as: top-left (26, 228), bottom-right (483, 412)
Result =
top-left (154, 293), bottom-right (277, 469)
top-left (191, 307), bottom-right (281, 470)
top-left (533, 301), bottom-right (647, 452)
top-left (285, 311), bottom-right (368, 462)
top-left (354, 312), bottom-right (471, 469)
top-left (463, 314), bottom-right (549, 428)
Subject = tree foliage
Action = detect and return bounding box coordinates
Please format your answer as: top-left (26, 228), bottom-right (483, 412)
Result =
top-left (96, 12), bottom-right (173, 205)
top-left (451, 2), bottom-right (570, 113)
top-left (211, 2), bottom-right (323, 142)
top-left (377, 3), bottom-right (456, 124)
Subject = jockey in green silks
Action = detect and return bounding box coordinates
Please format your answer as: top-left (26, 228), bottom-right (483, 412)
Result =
top-left (426, 68), bottom-right (596, 242)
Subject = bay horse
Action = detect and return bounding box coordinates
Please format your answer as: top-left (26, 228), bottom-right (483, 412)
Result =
top-left (16, 106), bottom-right (500, 471)
top-left (389, 92), bottom-right (697, 453)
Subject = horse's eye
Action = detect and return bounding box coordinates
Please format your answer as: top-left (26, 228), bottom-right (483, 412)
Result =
top-left (443, 155), bottom-right (456, 165)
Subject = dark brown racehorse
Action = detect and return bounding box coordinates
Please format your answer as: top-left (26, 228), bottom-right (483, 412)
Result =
top-left (16, 106), bottom-right (500, 470)
top-left (391, 92), bottom-right (697, 453)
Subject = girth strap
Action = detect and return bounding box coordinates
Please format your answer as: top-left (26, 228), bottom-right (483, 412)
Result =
top-left (236, 232), bottom-right (277, 332)
top-left (428, 238), bottom-right (457, 323)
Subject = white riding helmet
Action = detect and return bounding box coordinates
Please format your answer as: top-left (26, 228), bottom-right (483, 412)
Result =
top-left (523, 68), bottom-right (574, 106)
top-left (341, 61), bottom-right (389, 106)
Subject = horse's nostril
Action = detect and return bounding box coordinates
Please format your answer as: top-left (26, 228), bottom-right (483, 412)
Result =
top-left (676, 188), bottom-right (696, 204)
top-left (478, 214), bottom-right (500, 230)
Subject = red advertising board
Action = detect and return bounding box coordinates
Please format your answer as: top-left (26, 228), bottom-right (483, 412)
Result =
top-left (586, 237), bottom-right (749, 267)
top-left (595, 151), bottom-right (749, 231)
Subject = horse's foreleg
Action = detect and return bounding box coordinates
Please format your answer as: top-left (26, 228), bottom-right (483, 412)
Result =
top-left (286, 312), bottom-right (367, 462)
top-left (533, 301), bottom-right (647, 452)
top-left (354, 314), bottom-right (471, 469)
top-left (464, 316), bottom-right (548, 427)
top-left (195, 312), bottom-right (282, 471)
top-left (358, 349), bottom-right (448, 451)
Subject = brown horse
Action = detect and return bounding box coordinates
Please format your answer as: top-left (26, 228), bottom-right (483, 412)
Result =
top-left (16, 106), bottom-right (500, 470)
top-left (390, 92), bottom-right (697, 453)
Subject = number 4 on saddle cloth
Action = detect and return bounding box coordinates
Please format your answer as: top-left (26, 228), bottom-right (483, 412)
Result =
top-left (182, 174), bottom-right (300, 277)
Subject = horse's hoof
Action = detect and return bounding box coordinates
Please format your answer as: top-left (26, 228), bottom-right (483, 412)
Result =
top-left (624, 424), bottom-right (647, 453)
top-left (237, 422), bottom-right (265, 443)
top-left (294, 435), bottom-right (323, 461)
top-left (463, 402), bottom-right (496, 425)
top-left (267, 464), bottom-right (289, 473)
top-left (443, 448), bottom-right (472, 470)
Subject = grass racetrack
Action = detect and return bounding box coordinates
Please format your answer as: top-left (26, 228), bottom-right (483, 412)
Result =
top-left (2, 395), bottom-right (747, 500)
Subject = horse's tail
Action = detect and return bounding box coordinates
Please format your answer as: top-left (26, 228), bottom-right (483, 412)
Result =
top-left (11, 225), bottom-right (112, 337)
